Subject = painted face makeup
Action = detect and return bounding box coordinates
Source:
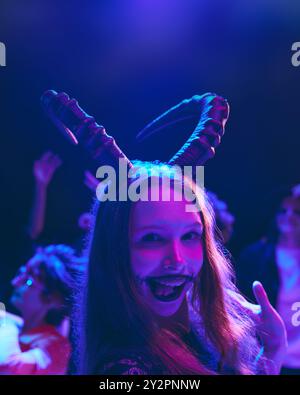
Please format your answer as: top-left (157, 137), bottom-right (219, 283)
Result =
top-left (129, 181), bottom-right (204, 317)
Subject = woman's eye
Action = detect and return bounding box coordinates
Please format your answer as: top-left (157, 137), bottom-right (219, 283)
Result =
top-left (141, 233), bottom-right (163, 243)
top-left (277, 208), bottom-right (287, 215)
top-left (182, 231), bottom-right (202, 241)
top-left (278, 208), bottom-right (300, 216)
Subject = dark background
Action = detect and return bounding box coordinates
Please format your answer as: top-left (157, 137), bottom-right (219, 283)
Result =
top-left (0, 0), bottom-right (300, 303)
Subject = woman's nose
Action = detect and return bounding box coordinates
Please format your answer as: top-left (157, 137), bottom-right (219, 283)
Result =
top-left (164, 241), bottom-right (185, 267)
top-left (284, 209), bottom-right (295, 219)
top-left (11, 274), bottom-right (24, 288)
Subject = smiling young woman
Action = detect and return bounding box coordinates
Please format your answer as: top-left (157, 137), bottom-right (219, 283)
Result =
top-left (76, 161), bottom-right (286, 375)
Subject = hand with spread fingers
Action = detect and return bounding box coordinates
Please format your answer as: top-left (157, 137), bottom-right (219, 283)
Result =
top-left (251, 281), bottom-right (287, 374)
top-left (232, 281), bottom-right (287, 374)
top-left (28, 151), bottom-right (62, 240)
top-left (33, 151), bottom-right (62, 187)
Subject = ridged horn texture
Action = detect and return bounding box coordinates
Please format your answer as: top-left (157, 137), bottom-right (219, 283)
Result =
top-left (40, 90), bottom-right (133, 170)
top-left (136, 93), bottom-right (230, 166)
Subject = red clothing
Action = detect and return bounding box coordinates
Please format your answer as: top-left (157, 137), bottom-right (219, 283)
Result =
top-left (0, 323), bottom-right (71, 375)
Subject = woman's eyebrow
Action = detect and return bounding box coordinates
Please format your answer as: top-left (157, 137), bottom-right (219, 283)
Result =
top-left (184, 221), bottom-right (202, 228)
top-left (184, 222), bottom-right (203, 233)
top-left (135, 221), bottom-right (203, 232)
top-left (135, 225), bottom-right (165, 232)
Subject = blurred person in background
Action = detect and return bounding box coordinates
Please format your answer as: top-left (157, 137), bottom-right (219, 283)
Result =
top-left (236, 184), bottom-right (300, 375)
top-left (0, 244), bottom-right (84, 375)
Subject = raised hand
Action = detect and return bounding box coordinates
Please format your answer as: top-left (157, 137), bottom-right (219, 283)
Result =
top-left (28, 151), bottom-right (62, 239)
top-left (229, 283), bottom-right (287, 374)
top-left (33, 151), bottom-right (62, 187)
top-left (251, 281), bottom-right (287, 374)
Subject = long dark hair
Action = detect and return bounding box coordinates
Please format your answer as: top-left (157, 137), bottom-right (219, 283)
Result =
top-left (77, 162), bottom-right (261, 375)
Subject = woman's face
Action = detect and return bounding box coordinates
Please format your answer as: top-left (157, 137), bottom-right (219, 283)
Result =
top-left (129, 182), bottom-right (204, 317)
top-left (10, 257), bottom-right (48, 317)
top-left (276, 196), bottom-right (300, 236)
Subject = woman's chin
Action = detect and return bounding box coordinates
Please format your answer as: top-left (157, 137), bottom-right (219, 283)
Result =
top-left (10, 293), bottom-right (25, 312)
top-left (147, 290), bottom-right (187, 317)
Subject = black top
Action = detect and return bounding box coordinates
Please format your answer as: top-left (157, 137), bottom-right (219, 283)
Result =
top-left (98, 329), bottom-right (237, 375)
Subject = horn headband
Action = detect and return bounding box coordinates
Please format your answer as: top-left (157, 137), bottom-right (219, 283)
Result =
top-left (40, 90), bottom-right (229, 169)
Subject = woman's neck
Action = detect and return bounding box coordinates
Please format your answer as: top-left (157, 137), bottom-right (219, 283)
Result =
top-left (156, 298), bottom-right (190, 334)
top-left (21, 312), bottom-right (48, 332)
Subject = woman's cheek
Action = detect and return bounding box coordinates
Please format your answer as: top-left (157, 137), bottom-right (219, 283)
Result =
top-left (188, 246), bottom-right (204, 273)
top-left (130, 248), bottom-right (162, 277)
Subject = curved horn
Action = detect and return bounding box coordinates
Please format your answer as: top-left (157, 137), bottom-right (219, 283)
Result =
top-left (40, 90), bottom-right (133, 170)
top-left (136, 93), bottom-right (229, 166)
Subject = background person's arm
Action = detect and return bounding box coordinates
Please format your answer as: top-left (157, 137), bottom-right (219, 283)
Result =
top-left (27, 151), bottom-right (62, 240)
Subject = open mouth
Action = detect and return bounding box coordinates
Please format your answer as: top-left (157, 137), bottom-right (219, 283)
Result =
top-left (146, 275), bottom-right (193, 302)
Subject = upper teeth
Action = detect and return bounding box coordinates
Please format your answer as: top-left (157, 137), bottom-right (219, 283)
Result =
top-left (156, 279), bottom-right (186, 287)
